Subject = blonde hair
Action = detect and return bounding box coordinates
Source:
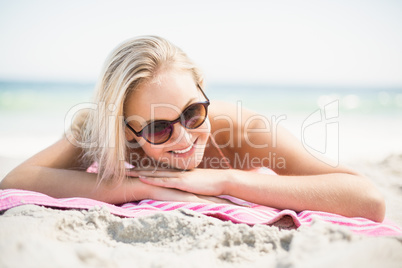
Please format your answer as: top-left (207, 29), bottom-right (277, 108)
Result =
top-left (75, 35), bottom-right (204, 185)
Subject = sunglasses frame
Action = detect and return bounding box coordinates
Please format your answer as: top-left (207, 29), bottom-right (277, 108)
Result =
top-left (125, 84), bottom-right (210, 145)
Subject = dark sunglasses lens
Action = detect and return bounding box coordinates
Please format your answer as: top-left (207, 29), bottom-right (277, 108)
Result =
top-left (143, 121), bottom-right (172, 144)
top-left (182, 103), bottom-right (207, 129)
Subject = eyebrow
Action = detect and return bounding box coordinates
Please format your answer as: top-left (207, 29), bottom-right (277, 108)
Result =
top-left (144, 97), bottom-right (198, 125)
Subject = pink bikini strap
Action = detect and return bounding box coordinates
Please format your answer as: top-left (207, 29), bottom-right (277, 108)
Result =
top-left (208, 133), bottom-right (233, 169)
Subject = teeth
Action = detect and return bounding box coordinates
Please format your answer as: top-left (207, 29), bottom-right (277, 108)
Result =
top-left (172, 144), bottom-right (193, 154)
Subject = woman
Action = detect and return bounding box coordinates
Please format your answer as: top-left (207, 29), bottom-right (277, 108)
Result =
top-left (0, 35), bottom-right (385, 222)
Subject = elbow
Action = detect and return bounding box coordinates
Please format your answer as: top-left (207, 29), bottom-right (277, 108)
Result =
top-left (0, 174), bottom-right (16, 190)
top-left (363, 189), bottom-right (386, 223)
top-left (0, 170), bottom-right (25, 191)
top-left (349, 174), bottom-right (386, 223)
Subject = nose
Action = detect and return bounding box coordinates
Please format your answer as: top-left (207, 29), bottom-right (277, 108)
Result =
top-left (169, 123), bottom-right (193, 146)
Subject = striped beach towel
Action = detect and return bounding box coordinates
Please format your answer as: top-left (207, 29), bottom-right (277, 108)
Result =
top-left (0, 188), bottom-right (401, 236)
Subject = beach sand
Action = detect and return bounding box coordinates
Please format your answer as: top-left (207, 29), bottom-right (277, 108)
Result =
top-left (1, 153), bottom-right (402, 267)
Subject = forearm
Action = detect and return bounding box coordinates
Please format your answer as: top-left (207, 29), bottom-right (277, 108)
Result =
top-left (0, 166), bottom-right (233, 205)
top-left (0, 166), bottom-right (148, 204)
top-left (226, 170), bottom-right (386, 222)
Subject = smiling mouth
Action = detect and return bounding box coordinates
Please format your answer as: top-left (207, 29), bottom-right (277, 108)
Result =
top-left (169, 139), bottom-right (198, 155)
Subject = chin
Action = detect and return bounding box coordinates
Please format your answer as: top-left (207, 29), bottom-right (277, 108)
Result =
top-left (164, 134), bottom-right (208, 170)
top-left (170, 152), bottom-right (204, 170)
top-left (168, 145), bottom-right (206, 170)
top-left (173, 162), bottom-right (196, 171)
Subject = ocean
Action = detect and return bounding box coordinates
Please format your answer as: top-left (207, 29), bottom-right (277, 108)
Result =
top-left (0, 80), bottom-right (401, 162)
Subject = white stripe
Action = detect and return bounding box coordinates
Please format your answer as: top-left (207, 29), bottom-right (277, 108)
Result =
top-left (59, 198), bottom-right (84, 202)
top-left (347, 224), bottom-right (402, 232)
top-left (149, 201), bottom-right (186, 210)
top-left (300, 214), bottom-right (378, 226)
top-left (217, 207), bottom-right (277, 222)
top-left (0, 191), bottom-right (47, 200)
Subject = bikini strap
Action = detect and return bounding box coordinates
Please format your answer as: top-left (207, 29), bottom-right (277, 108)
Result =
top-left (209, 133), bottom-right (233, 169)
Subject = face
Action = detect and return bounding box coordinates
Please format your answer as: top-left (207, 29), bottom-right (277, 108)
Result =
top-left (124, 69), bottom-right (210, 170)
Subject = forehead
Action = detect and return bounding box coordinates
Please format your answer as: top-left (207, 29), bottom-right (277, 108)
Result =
top-left (124, 70), bottom-right (199, 126)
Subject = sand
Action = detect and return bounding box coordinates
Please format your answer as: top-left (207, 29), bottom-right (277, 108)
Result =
top-left (1, 155), bottom-right (402, 267)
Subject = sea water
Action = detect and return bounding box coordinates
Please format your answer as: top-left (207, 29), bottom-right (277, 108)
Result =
top-left (0, 81), bottom-right (401, 162)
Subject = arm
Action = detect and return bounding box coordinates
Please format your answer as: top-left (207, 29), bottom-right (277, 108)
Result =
top-left (0, 137), bottom-right (228, 204)
top-left (232, 108), bottom-right (385, 222)
top-left (138, 102), bottom-right (386, 222)
top-left (226, 169), bottom-right (385, 222)
top-left (138, 167), bottom-right (385, 222)
top-left (0, 137), bottom-right (143, 202)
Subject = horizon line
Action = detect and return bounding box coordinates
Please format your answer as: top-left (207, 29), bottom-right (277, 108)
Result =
top-left (0, 78), bottom-right (402, 91)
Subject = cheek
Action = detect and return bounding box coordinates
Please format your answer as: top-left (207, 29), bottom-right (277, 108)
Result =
top-left (196, 130), bottom-right (210, 146)
top-left (195, 118), bottom-right (211, 143)
top-left (141, 143), bottom-right (166, 159)
top-left (202, 117), bottom-right (211, 132)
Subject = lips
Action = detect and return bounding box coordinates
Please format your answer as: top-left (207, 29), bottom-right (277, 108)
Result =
top-left (168, 138), bottom-right (198, 156)
top-left (171, 144), bottom-right (193, 154)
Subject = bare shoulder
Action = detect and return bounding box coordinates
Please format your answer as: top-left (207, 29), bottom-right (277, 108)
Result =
top-left (209, 99), bottom-right (274, 134)
top-left (208, 100), bottom-right (259, 125)
top-left (208, 100), bottom-right (236, 116)
top-left (208, 100), bottom-right (238, 137)
top-left (208, 100), bottom-right (269, 149)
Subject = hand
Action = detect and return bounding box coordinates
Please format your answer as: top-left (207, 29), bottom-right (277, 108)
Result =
top-left (126, 168), bottom-right (231, 197)
top-left (125, 171), bottom-right (233, 205)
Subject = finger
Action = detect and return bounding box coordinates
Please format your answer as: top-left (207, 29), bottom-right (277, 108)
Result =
top-left (126, 170), bottom-right (150, 178)
top-left (139, 176), bottom-right (182, 189)
top-left (128, 167), bottom-right (179, 172)
top-left (151, 187), bottom-right (214, 204)
top-left (126, 169), bottom-right (178, 177)
top-left (129, 167), bottom-right (160, 171)
top-left (137, 170), bottom-right (181, 178)
top-left (125, 170), bottom-right (140, 177)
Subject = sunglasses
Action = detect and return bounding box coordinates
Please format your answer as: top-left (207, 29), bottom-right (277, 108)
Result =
top-left (125, 85), bottom-right (210, 145)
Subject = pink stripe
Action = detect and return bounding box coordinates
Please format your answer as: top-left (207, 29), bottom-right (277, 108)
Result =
top-left (187, 204), bottom-right (207, 211)
top-left (162, 204), bottom-right (187, 211)
top-left (0, 189), bottom-right (401, 237)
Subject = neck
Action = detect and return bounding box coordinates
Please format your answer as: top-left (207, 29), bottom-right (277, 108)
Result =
top-left (203, 133), bottom-right (232, 169)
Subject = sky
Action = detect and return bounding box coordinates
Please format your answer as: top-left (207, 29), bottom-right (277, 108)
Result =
top-left (0, 0), bottom-right (401, 87)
